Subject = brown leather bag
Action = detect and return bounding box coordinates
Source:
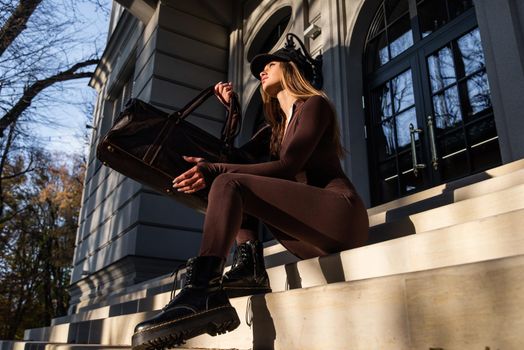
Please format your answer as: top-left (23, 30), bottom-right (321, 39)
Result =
top-left (96, 86), bottom-right (242, 212)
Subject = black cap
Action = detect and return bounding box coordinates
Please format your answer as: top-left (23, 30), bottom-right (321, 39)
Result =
top-left (249, 33), bottom-right (323, 89)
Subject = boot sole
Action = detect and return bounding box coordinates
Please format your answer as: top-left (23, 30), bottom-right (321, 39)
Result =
top-left (131, 306), bottom-right (240, 350)
top-left (224, 286), bottom-right (272, 298)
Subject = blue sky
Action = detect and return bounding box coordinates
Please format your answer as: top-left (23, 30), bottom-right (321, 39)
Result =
top-left (29, 0), bottom-right (112, 157)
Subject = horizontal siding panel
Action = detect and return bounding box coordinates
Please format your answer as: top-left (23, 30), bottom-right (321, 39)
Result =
top-left (135, 225), bottom-right (202, 260)
top-left (139, 192), bottom-right (204, 228)
top-left (79, 176), bottom-right (140, 241)
top-left (135, 75), bottom-right (153, 101)
top-left (162, 0), bottom-right (232, 27)
top-left (134, 53), bottom-right (156, 100)
top-left (134, 27), bottom-right (157, 86)
top-left (158, 5), bottom-right (228, 49)
top-left (150, 78), bottom-right (225, 120)
top-left (154, 52), bottom-right (225, 89)
top-left (157, 28), bottom-right (227, 71)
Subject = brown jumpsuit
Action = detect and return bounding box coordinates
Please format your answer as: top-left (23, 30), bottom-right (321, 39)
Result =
top-left (197, 95), bottom-right (369, 259)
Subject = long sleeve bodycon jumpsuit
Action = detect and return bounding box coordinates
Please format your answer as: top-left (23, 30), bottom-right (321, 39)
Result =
top-left (197, 95), bottom-right (369, 260)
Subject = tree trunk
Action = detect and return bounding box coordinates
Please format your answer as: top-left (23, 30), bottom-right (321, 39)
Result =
top-left (0, 0), bottom-right (43, 57)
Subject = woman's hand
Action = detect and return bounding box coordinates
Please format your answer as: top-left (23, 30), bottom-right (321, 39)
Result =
top-left (173, 156), bottom-right (207, 194)
top-left (214, 82), bottom-right (233, 106)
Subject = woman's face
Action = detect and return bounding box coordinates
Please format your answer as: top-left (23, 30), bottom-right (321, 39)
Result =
top-left (260, 61), bottom-right (284, 96)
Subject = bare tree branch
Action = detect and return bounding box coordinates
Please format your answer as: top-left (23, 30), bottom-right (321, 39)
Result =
top-left (0, 0), bottom-right (43, 57)
top-left (0, 58), bottom-right (99, 136)
top-left (0, 162), bottom-right (34, 180)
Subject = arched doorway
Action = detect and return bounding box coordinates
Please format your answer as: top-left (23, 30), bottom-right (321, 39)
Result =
top-left (364, 0), bottom-right (500, 205)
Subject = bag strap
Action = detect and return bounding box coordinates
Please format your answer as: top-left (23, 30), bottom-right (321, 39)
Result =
top-left (168, 85), bottom-right (243, 150)
top-left (221, 93), bottom-right (242, 148)
top-left (168, 86), bottom-right (215, 120)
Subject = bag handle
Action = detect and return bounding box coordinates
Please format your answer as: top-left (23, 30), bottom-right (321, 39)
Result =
top-left (168, 86), bottom-right (215, 120)
top-left (221, 93), bottom-right (242, 148)
top-left (167, 85), bottom-right (242, 149)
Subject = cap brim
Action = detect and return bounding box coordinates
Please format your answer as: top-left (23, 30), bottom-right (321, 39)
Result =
top-left (250, 53), bottom-right (288, 80)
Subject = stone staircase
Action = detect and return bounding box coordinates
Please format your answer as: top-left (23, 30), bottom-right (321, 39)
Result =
top-left (2, 159), bottom-right (524, 349)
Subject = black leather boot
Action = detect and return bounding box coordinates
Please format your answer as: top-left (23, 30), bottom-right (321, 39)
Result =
top-left (222, 240), bottom-right (272, 298)
top-left (131, 256), bottom-right (240, 350)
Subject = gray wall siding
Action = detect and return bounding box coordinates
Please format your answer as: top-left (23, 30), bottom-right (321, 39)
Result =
top-left (72, 7), bottom-right (157, 288)
top-left (71, 0), bottom-right (232, 304)
top-left (475, 0), bottom-right (524, 163)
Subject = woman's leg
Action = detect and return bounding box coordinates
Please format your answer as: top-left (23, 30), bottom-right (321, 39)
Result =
top-left (236, 214), bottom-right (258, 244)
top-left (199, 173), bottom-right (368, 259)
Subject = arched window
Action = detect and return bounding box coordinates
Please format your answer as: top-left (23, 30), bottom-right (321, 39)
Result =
top-left (363, 0), bottom-right (500, 205)
top-left (247, 7), bottom-right (292, 62)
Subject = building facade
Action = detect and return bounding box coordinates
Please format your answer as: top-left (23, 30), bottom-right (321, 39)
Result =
top-left (70, 0), bottom-right (524, 310)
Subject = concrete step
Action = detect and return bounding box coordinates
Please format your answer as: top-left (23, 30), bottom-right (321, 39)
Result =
top-left (369, 181), bottom-right (524, 242)
top-left (0, 342), bottom-right (224, 350)
top-left (45, 180), bottom-right (524, 328)
top-left (366, 157), bottom-right (524, 216)
top-left (368, 166), bottom-right (524, 226)
top-left (21, 254), bottom-right (524, 349)
top-left (25, 205), bottom-right (524, 339)
top-left (72, 164), bottom-right (524, 318)
top-left (0, 343), bottom-right (128, 350)
top-left (32, 158), bottom-right (524, 343)
top-left (70, 159), bottom-right (524, 315)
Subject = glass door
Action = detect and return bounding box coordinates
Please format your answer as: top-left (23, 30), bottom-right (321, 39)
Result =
top-left (364, 0), bottom-right (501, 205)
top-left (420, 25), bottom-right (499, 185)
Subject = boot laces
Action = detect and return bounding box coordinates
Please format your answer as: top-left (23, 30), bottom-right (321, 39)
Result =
top-left (236, 241), bottom-right (260, 279)
top-left (232, 243), bottom-right (250, 268)
top-left (163, 261), bottom-right (192, 310)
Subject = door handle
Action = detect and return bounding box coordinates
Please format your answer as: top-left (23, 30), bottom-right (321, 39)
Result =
top-left (427, 115), bottom-right (438, 170)
top-left (409, 123), bottom-right (426, 177)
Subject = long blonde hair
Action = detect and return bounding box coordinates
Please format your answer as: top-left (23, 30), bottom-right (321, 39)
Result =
top-left (260, 61), bottom-right (345, 158)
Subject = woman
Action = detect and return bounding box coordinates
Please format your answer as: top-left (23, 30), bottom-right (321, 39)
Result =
top-left (131, 42), bottom-right (369, 350)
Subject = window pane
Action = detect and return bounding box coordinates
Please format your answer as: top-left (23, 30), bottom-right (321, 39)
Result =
top-left (467, 118), bottom-right (497, 147)
top-left (391, 69), bottom-right (415, 113)
top-left (469, 138), bottom-right (501, 172)
top-left (458, 28), bottom-right (485, 76)
top-left (258, 14), bottom-right (291, 54)
top-left (439, 130), bottom-right (466, 159)
top-left (388, 14), bottom-right (414, 59)
top-left (385, 0), bottom-right (409, 24)
top-left (440, 146), bottom-right (469, 181)
top-left (379, 160), bottom-right (399, 202)
top-left (447, 0), bottom-right (474, 21)
top-left (418, 0), bottom-right (448, 37)
top-left (395, 107), bottom-right (418, 149)
top-left (438, 129), bottom-right (469, 182)
top-left (378, 119), bottom-right (397, 159)
top-left (465, 71), bottom-right (491, 116)
top-left (428, 45), bottom-right (456, 92)
top-left (366, 32), bottom-right (390, 71)
top-left (373, 82), bottom-right (395, 160)
top-left (468, 119), bottom-right (501, 172)
top-left (433, 86), bottom-right (463, 132)
top-left (374, 83), bottom-right (393, 120)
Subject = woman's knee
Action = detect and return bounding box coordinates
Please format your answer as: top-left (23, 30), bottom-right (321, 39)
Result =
top-left (209, 173), bottom-right (247, 194)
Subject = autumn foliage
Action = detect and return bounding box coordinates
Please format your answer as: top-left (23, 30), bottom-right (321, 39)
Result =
top-left (0, 131), bottom-right (84, 339)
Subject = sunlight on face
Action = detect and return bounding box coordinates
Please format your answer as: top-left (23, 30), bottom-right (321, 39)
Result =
top-left (260, 61), bottom-right (284, 96)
